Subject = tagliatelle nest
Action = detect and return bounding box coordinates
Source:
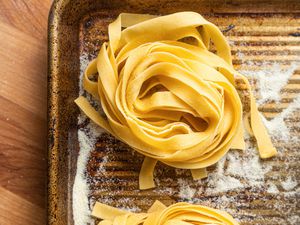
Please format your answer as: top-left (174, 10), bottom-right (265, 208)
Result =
top-left (75, 12), bottom-right (276, 189)
top-left (92, 200), bottom-right (239, 225)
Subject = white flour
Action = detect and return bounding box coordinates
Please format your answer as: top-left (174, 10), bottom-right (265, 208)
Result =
top-left (206, 157), bottom-right (244, 194)
top-left (281, 177), bottom-right (298, 191)
top-left (73, 123), bottom-right (105, 225)
top-left (267, 181), bottom-right (279, 194)
top-left (78, 53), bottom-right (90, 96)
top-left (177, 178), bottom-right (196, 200)
top-left (262, 96), bottom-right (300, 142)
top-left (72, 131), bottom-right (93, 225)
top-left (239, 63), bottom-right (298, 105)
top-left (72, 54), bottom-right (105, 225)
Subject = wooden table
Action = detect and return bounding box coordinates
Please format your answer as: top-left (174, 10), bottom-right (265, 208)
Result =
top-left (0, 0), bottom-right (52, 224)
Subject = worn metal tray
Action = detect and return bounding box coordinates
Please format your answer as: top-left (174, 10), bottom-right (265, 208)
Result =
top-left (48, 0), bottom-right (300, 224)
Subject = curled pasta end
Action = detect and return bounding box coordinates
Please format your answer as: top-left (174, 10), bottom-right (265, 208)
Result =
top-left (259, 147), bottom-right (277, 159)
top-left (139, 157), bottom-right (157, 190)
top-left (191, 168), bottom-right (208, 180)
top-left (147, 200), bottom-right (167, 213)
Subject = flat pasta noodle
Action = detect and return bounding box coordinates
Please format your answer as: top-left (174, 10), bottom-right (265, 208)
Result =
top-left (92, 201), bottom-right (239, 225)
top-left (75, 12), bottom-right (277, 189)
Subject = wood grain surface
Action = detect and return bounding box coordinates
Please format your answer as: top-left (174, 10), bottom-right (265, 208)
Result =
top-left (0, 0), bottom-right (52, 224)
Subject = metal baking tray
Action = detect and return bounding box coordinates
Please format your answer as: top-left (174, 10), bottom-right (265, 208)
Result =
top-left (48, 0), bottom-right (300, 224)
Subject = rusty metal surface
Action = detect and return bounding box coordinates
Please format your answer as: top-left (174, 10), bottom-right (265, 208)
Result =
top-left (48, 1), bottom-right (300, 224)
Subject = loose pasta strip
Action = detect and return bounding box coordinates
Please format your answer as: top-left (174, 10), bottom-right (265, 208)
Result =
top-left (75, 12), bottom-right (276, 189)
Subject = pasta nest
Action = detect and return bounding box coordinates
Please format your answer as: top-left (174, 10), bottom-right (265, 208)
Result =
top-left (76, 12), bottom-right (276, 189)
top-left (92, 200), bottom-right (239, 225)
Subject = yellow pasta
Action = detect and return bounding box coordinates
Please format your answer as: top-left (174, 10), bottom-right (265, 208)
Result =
top-left (75, 12), bottom-right (277, 189)
top-left (92, 200), bottom-right (239, 225)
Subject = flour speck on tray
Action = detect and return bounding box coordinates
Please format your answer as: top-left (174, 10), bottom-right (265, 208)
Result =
top-left (240, 63), bottom-right (298, 105)
top-left (206, 157), bottom-right (244, 194)
top-left (79, 53), bottom-right (90, 96)
top-left (267, 181), bottom-right (279, 194)
top-left (281, 177), bottom-right (298, 191)
top-left (178, 178), bottom-right (196, 201)
top-left (262, 96), bottom-right (300, 143)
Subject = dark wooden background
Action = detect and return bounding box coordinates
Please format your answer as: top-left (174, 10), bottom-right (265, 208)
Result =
top-left (0, 0), bottom-right (52, 224)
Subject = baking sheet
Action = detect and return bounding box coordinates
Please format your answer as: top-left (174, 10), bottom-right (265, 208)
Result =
top-left (48, 1), bottom-right (300, 224)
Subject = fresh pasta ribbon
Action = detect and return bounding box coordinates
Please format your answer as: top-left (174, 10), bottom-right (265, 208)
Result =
top-left (92, 200), bottom-right (239, 225)
top-left (75, 12), bottom-right (277, 189)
